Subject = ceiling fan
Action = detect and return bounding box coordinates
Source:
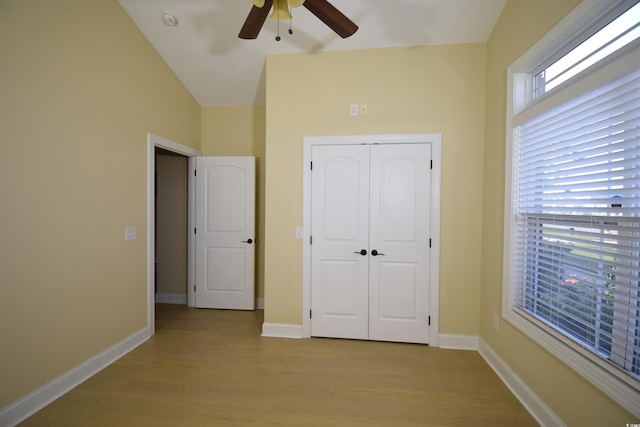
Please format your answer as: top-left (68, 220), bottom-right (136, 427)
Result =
top-left (238, 0), bottom-right (358, 40)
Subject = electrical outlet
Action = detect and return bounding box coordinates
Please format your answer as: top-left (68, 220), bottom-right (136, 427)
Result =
top-left (493, 313), bottom-right (500, 330)
top-left (350, 103), bottom-right (359, 116)
top-left (359, 103), bottom-right (368, 116)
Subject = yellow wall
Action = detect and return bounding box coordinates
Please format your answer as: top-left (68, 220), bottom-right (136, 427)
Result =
top-left (480, 0), bottom-right (634, 424)
top-left (201, 106), bottom-right (266, 303)
top-left (0, 0), bottom-right (200, 407)
top-left (263, 44), bottom-right (487, 332)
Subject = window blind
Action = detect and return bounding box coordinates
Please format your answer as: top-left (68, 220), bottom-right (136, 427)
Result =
top-left (512, 66), bottom-right (640, 377)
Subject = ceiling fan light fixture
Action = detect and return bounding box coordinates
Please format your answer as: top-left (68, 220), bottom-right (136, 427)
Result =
top-left (238, 0), bottom-right (357, 40)
top-left (270, 0), bottom-right (292, 20)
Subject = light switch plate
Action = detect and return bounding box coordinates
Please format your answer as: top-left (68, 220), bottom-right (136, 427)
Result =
top-left (125, 226), bottom-right (137, 241)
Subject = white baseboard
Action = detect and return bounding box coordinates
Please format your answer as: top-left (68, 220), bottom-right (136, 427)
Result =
top-left (0, 327), bottom-right (150, 427)
top-left (255, 298), bottom-right (264, 310)
top-left (155, 293), bottom-right (187, 304)
top-left (261, 322), bottom-right (303, 339)
top-left (478, 340), bottom-right (565, 427)
top-left (438, 333), bottom-right (480, 350)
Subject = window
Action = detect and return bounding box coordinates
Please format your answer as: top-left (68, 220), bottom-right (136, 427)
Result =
top-left (504, 0), bottom-right (640, 416)
top-left (515, 69), bottom-right (640, 372)
top-left (533, 1), bottom-right (640, 97)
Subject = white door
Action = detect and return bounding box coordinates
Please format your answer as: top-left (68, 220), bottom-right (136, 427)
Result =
top-left (311, 144), bottom-right (431, 343)
top-left (195, 157), bottom-right (255, 310)
top-left (368, 144), bottom-right (431, 343)
top-left (310, 145), bottom-right (370, 339)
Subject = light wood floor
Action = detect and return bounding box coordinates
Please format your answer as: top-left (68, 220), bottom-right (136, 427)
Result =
top-left (21, 304), bottom-right (538, 426)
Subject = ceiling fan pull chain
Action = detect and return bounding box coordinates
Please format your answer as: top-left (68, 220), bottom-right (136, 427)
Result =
top-left (275, 0), bottom-right (281, 41)
top-left (289, 4), bottom-right (293, 34)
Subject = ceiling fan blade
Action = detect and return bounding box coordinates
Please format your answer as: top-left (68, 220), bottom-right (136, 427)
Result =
top-left (238, 0), bottom-right (273, 39)
top-left (303, 0), bottom-right (358, 38)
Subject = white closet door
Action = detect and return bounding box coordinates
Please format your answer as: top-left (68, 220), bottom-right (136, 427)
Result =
top-left (310, 143), bottom-right (431, 344)
top-left (310, 145), bottom-right (370, 339)
top-left (368, 144), bottom-right (431, 344)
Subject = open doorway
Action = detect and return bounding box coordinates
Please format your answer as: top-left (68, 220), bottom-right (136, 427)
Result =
top-left (147, 134), bottom-right (201, 335)
top-left (155, 148), bottom-right (188, 305)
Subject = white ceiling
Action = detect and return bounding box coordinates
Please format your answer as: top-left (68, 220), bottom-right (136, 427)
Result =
top-left (119, 0), bottom-right (506, 106)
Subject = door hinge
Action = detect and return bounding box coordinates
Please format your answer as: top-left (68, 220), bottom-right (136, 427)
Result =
top-left (194, 285), bottom-right (196, 292)
top-left (194, 169), bottom-right (197, 176)
top-left (428, 316), bottom-right (431, 326)
top-left (194, 227), bottom-right (197, 234)
top-left (429, 238), bottom-right (432, 248)
top-left (430, 160), bottom-right (433, 170)
top-left (310, 161), bottom-right (313, 171)
top-left (310, 309), bottom-right (312, 319)
top-left (310, 236), bottom-right (313, 245)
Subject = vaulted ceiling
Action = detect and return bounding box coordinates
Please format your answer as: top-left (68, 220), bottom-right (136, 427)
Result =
top-left (119, 0), bottom-right (506, 106)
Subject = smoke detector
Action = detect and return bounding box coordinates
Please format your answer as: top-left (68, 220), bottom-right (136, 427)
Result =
top-left (162, 13), bottom-right (178, 27)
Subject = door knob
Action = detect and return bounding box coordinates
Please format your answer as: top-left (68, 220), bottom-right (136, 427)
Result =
top-left (371, 249), bottom-right (385, 256)
top-left (353, 249), bottom-right (367, 256)
top-left (242, 238), bottom-right (253, 244)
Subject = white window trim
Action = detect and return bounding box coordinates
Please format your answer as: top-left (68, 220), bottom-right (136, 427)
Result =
top-left (503, 0), bottom-right (640, 417)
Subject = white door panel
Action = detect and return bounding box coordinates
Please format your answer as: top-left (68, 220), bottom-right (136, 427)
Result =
top-left (205, 247), bottom-right (245, 291)
top-left (311, 145), bottom-right (369, 339)
top-left (206, 165), bottom-right (247, 233)
top-left (195, 157), bottom-right (255, 310)
top-left (377, 262), bottom-right (418, 319)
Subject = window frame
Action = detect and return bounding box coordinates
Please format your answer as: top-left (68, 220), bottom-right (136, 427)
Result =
top-left (503, 0), bottom-right (640, 417)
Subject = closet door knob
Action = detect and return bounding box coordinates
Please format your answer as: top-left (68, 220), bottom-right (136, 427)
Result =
top-left (353, 249), bottom-right (367, 256)
top-left (371, 249), bottom-right (385, 256)
top-left (242, 238), bottom-right (253, 244)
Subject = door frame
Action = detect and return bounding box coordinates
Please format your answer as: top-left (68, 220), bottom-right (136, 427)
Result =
top-left (302, 134), bottom-right (442, 345)
top-left (147, 133), bottom-right (200, 335)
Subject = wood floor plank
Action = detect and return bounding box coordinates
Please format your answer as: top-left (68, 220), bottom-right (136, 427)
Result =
top-left (20, 304), bottom-right (538, 426)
